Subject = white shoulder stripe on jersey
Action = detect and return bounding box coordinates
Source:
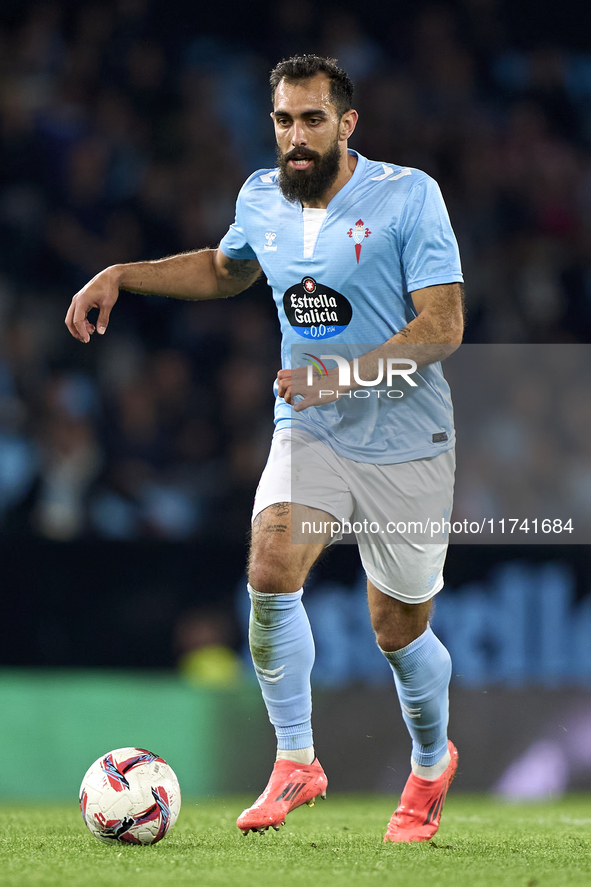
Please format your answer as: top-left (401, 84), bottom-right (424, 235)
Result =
top-left (371, 164), bottom-right (412, 182)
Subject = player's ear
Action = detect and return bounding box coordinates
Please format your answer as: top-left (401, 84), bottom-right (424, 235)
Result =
top-left (339, 109), bottom-right (358, 141)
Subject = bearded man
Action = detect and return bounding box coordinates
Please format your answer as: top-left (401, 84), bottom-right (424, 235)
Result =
top-left (66, 54), bottom-right (464, 843)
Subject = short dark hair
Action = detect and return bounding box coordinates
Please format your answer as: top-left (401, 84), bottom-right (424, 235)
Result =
top-left (270, 55), bottom-right (354, 117)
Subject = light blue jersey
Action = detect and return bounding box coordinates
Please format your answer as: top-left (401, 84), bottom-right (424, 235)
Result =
top-left (219, 151), bottom-right (463, 464)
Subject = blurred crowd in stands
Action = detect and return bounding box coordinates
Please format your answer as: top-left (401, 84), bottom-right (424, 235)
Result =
top-left (1, 0), bottom-right (591, 542)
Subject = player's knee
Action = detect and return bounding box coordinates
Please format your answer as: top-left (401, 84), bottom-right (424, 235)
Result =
top-left (373, 626), bottom-right (409, 652)
top-left (371, 603), bottom-right (432, 653)
top-left (248, 551), bottom-right (304, 595)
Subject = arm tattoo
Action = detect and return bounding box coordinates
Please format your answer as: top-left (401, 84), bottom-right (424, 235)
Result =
top-left (397, 326), bottom-right (411, 339)
top-left (226, 258), bottom-right (260, 282)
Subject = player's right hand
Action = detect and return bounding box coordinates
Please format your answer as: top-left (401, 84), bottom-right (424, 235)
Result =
top-left (65, 265), bottom-right (121, 343)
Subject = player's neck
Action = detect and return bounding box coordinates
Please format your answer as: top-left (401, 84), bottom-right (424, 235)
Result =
top-left (301, 150), bottom-right (358, 210)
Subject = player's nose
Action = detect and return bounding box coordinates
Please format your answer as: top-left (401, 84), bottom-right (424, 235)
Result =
top-left (291, 122), bottom-right (307, 145)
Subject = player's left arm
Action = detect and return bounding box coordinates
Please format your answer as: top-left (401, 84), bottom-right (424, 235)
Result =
top-left (399, 280), bottom-right (465, 346)
top-left (278, 282), bottom-right (464, 410)
top-left (357, 280), bottom-right (465, 369)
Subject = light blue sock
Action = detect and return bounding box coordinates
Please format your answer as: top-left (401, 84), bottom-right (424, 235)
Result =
top-left (248, 584), bottom-right (315, 751)
top-left (382, 625), bottom-right (451, 767)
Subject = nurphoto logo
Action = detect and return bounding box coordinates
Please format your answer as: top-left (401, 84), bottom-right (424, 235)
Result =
top-left (304, 353), bottom-right (418, 389)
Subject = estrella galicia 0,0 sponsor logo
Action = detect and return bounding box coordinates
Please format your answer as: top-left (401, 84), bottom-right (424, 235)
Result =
top-left (283, 277), bottom-right (353, 340)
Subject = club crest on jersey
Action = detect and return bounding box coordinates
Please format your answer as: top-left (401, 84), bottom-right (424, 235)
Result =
top-left (264, 231), bottom-right (277, 251)
top-left (347, 220), bottom-right (371, 264)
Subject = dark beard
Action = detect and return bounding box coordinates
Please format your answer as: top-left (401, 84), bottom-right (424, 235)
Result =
top-left (276, 139), bottom-right (341, 205)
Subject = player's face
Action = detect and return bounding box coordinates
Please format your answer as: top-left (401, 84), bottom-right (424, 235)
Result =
top-left (272, 74), bottom-right (345, 204)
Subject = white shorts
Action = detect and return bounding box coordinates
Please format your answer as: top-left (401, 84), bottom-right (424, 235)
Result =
top-left (252, 428), bottom-right (456, 605)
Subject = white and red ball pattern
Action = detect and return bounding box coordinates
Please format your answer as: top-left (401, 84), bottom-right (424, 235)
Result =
top-left (79, 747), bottom-right (181, 845)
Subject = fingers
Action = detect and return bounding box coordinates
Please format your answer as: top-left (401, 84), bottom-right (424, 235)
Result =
top-left (279, 383), bottom-right (297, 405)
top-left (293, 391), bottom-right (322, 411)
top-left (277, 368), bottom-right (315, 407)
top-left (276, 369), bottom-right (290, 401)
top-left (65, 297), bottom-right (92, 343)
top-left (96, 305), bottom-right (111, 336)
top-left (66, 297), bottom-right (96, 344)
top-left (65, 268), bottom-right (119, 343)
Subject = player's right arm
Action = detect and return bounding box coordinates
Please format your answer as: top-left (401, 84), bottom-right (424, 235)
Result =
top-left (65, 248), bottom-right (261, 343)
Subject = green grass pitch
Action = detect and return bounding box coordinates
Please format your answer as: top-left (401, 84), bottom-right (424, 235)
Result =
top-left (1, 794), bottom-right (590, 887)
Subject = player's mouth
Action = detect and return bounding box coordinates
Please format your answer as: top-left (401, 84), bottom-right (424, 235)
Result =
top-left (289, 158), bottom-right (314, 170)
top-left (285, 150), bottom-right (318, 171)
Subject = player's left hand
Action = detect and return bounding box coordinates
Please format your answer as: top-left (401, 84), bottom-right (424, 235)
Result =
top-left (277, 366), bottom-right (342, 411)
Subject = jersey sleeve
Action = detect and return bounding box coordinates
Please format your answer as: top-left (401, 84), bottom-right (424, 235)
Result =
top-left (398, 175), bottom-right (463, 292)
top-left (219, 185), bottom-right (258, 262)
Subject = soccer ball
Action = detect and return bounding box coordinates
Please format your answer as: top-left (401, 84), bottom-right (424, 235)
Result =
top-left (79, 747), bottom-right (181, 845)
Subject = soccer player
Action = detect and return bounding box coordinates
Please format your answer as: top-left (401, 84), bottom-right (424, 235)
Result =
top-left (65, 55), bottom-right (464, 843)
